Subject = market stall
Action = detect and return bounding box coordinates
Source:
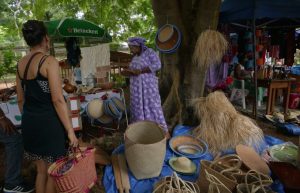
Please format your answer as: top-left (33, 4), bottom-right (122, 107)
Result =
top-left (220, 0), bottom-right (300, 118)
top-left (220, 2), bottom-right (300, 192)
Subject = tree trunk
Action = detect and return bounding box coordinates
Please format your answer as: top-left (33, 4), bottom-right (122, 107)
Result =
top-left (151, 0), bottom-right (221, 130)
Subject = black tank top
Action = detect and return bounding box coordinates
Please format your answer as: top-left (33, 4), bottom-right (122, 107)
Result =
top-left (18, 53), bottom-right (67, 159)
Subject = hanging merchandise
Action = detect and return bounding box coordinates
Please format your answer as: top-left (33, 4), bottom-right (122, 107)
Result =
top-left (66, 37), bottom-right (81, 67)
top-left (193, 29), bottom-right (228, 70)
top-left (192, 91), bottom-right (264, 155)
top-left (155, 24), bottom-right (182, 53)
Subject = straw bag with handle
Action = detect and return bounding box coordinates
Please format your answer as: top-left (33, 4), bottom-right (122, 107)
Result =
top-left (236, 170), bottom-right (274, 193)
top-left (48, 147), bottom-right (97, 193)
top-left (199, 154), bottom-right (273, 193)
top-left (153, 172), bottom-right (200, 193)
top-left (198, 154), bottom-right (242, 193)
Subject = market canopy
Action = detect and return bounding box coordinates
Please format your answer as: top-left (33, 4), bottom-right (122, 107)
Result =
top-left (220, 0), bottom-right (300, 24)
top-left (44, 18), bottom-right (112, 43)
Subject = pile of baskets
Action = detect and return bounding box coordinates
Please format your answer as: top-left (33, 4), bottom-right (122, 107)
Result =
top-left (86, 95), bottom-right (126, 124)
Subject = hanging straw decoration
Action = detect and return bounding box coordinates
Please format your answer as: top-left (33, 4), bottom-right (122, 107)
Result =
top-left (153, 172), bottom-right (200, 193)
top-left (193, 29), bottom-right (228, 69)
top-left (192, 91), bottom-right (264, 155)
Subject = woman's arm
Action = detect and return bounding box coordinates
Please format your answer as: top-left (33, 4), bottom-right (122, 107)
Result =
top-left (147, 49), bottom-right (161, 72)
top-left (16, 73), bottom-right (24, 113)
top-left (45, 56), bottom-right (78, 146)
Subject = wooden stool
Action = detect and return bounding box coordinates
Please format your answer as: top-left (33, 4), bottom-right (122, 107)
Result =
top-left (257, 79), bottom-right (295, 115)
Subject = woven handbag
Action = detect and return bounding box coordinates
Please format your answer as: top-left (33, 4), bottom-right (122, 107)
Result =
top-left (198, 155), bottom-right (241, 193)
top-left (48, 147), bottom-right (97, 193)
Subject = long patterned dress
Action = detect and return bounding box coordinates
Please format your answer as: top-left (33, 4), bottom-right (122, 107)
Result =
top-left (129, 48), bottom-right (167, 131)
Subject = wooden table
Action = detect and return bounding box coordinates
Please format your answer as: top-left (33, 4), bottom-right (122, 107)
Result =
top-left (257, 78), bottom-right (296, 115)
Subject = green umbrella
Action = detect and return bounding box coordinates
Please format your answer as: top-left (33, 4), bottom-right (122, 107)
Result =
top-left (44, 18), bottom-right (112, 42)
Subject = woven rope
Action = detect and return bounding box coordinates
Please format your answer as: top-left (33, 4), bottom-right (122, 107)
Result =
top-left (153, 172), bottom-right (200, 193)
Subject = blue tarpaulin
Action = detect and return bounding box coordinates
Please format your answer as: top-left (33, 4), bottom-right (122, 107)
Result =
top-left (220, 0), bottom-right (300, 23)
top-left (103, 125), bottom-right (286, 193)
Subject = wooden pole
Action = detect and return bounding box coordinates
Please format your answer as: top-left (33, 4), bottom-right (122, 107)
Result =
top-left (297, 136), bottom-right (300, 169)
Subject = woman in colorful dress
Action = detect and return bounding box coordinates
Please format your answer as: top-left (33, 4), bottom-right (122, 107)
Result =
top-left (16, 20), bottom-right (78, 193)
top-left (121, 37), bottom-right (168, 134)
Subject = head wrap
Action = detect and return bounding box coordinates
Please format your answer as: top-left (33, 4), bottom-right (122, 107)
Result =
top-left (128, 37), bottom-right (148, 53)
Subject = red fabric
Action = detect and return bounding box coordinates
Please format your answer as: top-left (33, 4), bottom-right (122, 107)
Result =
top-left (226, 76), bottom-right (234, 85)
top-left (289, 93), bottom-right (300, 109)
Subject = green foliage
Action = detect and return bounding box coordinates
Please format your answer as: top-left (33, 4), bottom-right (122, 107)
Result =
top-left (0, 47), bottom-right (19, 80)
top-left (110, 73), bottom-right (127, 88)
top-left (0, 25), bottom-right (19, 80)
top-left (0, 0), bottom-right (156, 47)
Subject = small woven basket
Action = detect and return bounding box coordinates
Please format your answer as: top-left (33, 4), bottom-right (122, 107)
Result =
top-left (48, 147), bottom-right (97, 193)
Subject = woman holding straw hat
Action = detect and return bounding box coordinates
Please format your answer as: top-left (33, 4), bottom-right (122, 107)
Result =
top-left (121, 37), bottom-right (168, 135)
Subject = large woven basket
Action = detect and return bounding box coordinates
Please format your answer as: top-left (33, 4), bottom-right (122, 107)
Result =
top-left (48, 147), bottom-right (97, 193)
top-left (125, 121), bottom-right (166, 180)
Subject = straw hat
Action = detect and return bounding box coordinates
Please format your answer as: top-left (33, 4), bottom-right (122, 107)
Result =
top-left (104, 99), bottom-right (122, 119)
top-left (111, 97), bottom-right (125, 112)
top-left (97, 114), bottom-right (113, 124)
top-left (169, 157), bottom-right (196, 175)
top-left (86, 99), bottom-right (104, 119)
top-left (169, 135), bottom-right (208, 159)
top-left (236, 144), bottom-right (270, 175)
top-left (155, 24), bottom-right (181, 54)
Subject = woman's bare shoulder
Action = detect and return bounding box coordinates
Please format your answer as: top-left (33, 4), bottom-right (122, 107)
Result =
top-left (44, 55), bottom-right (59, 66)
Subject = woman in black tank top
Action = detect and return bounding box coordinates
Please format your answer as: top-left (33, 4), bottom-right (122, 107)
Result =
top-left (16, 20), bottom-right (78, 193)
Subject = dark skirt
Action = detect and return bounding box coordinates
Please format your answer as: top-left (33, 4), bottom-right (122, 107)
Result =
top-left (22, 112), bottom-right (67, 163)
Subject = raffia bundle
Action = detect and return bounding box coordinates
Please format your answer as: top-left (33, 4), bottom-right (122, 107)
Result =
top-left (193, 29), bottom-right (228, 70)
top-left (192, 91), bottom-right (264, 155)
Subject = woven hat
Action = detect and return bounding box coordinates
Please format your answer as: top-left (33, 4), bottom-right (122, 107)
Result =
top-left (86, 99), bottom-right (104, 119)
top-left (169, 157), bottom-right (196, 175)
top-left (111, 97), bottom-right (125, 112)
top-left (236, 144), bottom-right (270, 175)
top-left (169, 135), bottom-right (208, 159)
top-left (97, 114), bottom-right (113, 124)
top-left (155, 24), bottom-right (181, 54)
top-left (104, 99), bottom-right (122, 119)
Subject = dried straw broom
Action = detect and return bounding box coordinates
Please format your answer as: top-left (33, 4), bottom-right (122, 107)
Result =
top-left (192, 91), bottom-right (264, 155)
top-left (193, 29), bottom-right (228, 69)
